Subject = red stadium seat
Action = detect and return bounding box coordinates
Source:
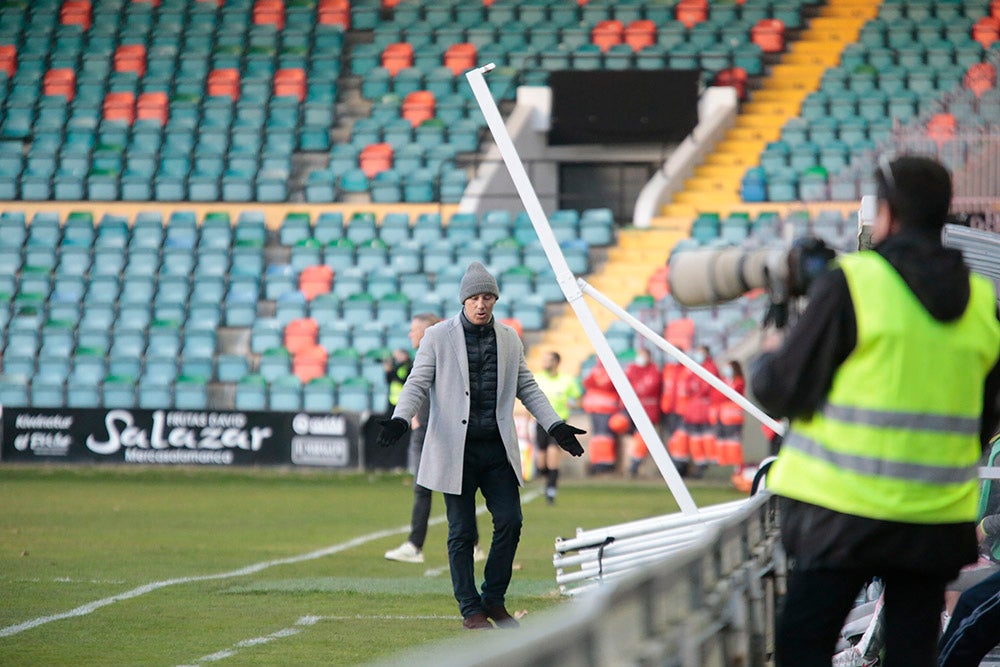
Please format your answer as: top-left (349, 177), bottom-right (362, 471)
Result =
top-left (285, 318), bottom-right (319, 355)
top-left (751, 19), bottom-right (786, 53)
top-left (664, 318), bottom-right (695, 352)
top-left (43, 68), bottom-right (76, 101)
top-left (60, 0), bottom-right (92, 29)
top-left (359, 143), bottom-right (394, 178)
top-left (401, 90), bottom-right (435, 127)
top-left (382, 42), bottom-right (414, 77)
top-left (443, 43), bottom-right (477, 75)
top-left (114, 44), bottom-right (147, 77)
top-left (102, 91), bottom-right (136, 124)
top-left (253, 0), bottom-right (286, 29)
top-left (675, 0), bottom-right (707, 29)
top-left (274, 68), bottom-right (306, 101)
top-left (646, 265), bottom-right (670, 302)
top-left (318, 0), bottom-right (350, 27)
top-left (207, 68), bottom-right (241, 100)
top-left (624, 20), bottom-right (656, 52)
top-left (0, 45), bottom-right (14, 78)
top-left (973, 16), bottom-right (1000, 48)
top-left (299, 265), bottom-right (334, 300)
top-left (499, 317), bottom-right (523, 339)
top-left (137, 91), bottom-right (169, 124)
top-left (715, 67), bottom-right (748, 100)
top-left (927, 112), bottom-right (956, 143)
top-left (964, 62), bottom-right (996, 98)
top-left (293, 344), bottom-right (328, 384)
top-left (592, 20), bottom-right (624, 52)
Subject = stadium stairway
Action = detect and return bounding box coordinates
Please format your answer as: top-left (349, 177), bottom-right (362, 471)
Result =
top-left (662, 0), bottom-right (879, 220)
top-left (526, 0), bottom-right (881, 377)
top-left (524, 226), bottom-right (687, 376)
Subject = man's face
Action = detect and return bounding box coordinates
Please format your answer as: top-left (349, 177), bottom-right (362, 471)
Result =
top-left (408, 318), bottom-right (431, 349)
top-left (463, 293), bottom-right (497, 326)
top-left (872, 199), bottom-right (895, 244)
top-left (542, 352), bottom-right (558, 374)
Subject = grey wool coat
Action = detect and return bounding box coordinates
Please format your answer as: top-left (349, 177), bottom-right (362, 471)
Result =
top-left (390, 314), bottom-right (563, 495)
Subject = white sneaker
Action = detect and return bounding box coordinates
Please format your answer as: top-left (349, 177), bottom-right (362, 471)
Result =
top-left (384, 541), bottom-right (424, 563)
top-left (473, 544), bottom-right (486, 563)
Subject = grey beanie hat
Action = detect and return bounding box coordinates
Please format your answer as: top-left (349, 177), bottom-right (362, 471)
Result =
top-left (459, 261), bottom-right (500, 303)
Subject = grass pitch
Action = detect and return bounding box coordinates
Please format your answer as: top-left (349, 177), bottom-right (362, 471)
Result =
top-left (0, 465), bottom-right (744, 666)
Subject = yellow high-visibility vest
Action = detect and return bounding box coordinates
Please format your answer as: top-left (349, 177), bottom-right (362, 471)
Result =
top-left (769, 251), bottom-right (1000, 523)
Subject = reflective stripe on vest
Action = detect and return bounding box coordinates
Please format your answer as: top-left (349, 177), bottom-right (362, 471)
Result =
top-left (783, 431), bottom-right (979, 484)
top-left (821, 404), bottom-right (980, 435)
top-left (768, 251), bottom-right (1000, 523)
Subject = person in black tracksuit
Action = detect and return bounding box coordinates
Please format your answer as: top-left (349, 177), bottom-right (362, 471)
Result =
top-left (939, 513), bottom-right (1000, 666)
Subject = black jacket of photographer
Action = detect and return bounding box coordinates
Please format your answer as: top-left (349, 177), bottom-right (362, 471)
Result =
top-left (751, 228), bottom-right (1000, 573)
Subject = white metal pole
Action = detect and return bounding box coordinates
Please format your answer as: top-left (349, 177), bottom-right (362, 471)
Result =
top-left (577, 279), bottom-right (786, 435)
top-left (465, 64), bottom-right (699, 515)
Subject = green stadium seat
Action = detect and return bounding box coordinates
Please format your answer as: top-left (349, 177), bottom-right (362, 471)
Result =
top-left (304, 377), bottom-right (337, 412)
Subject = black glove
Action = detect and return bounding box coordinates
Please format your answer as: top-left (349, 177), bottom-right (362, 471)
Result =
top-left (548, 422), bottom-right (586, 457)
top-left (377, 417), bottom-right (409, 448)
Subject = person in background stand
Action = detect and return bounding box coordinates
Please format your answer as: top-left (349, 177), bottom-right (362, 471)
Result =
top-left (624, 348), bottom-right (662, 478)
top-left (384, 348), bottom-right (412, 415)
top-left (384, 313), bottom-right (485, 565)
top-left (751, 156), bottom-right (1000, 665)
top-left (714, 360), bottom-right (747, 489)
top-left (582, 359), bottom-right (621, 474)
top-left (659, 355), bottom-right (682, 452)
top-left (533, 350), bottom-right (582, 505)
top-left (677, 345), bottom-right (718, 478)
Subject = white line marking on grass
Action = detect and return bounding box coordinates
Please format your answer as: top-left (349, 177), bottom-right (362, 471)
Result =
top-left (176, 615), bottom-right (460, 667)
top-left (177, 615), bottom-right (322, 666)
top-left (0, 489), bottom-right (542, 638)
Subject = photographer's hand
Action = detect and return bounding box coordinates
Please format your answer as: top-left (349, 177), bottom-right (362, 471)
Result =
top-left (760, 327), bottom-right (785, 352)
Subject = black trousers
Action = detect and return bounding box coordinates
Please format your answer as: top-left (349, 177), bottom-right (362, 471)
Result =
top-left (776, 566), bottom-right (949, 667)
top-left (939, 568), bottom-right (1000, 667)
top-left (444, 436), bottom-right (522, 619)
top-left (407, 483), bottom-right (432, 550)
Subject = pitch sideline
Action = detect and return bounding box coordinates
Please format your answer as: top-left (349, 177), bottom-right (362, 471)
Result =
top-left (0, 489), bottom-right (541, 638)
top-left (175, 614), bottom-right (460, 667)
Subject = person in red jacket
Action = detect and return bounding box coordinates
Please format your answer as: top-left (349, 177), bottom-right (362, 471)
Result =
top-left (660, 356), bottom-right (682, 442)
top-left (714, 360), bottom-right (746, 472)
top-left (582, 359), bottom-right (622, 473)
top-left (680, 345), bottom-right (718, 478)
top-left (625, 348), bottom-right (662, 477)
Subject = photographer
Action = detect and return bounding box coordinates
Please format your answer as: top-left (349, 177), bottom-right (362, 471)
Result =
top-left (750, 156), bottom-right (1000, 666)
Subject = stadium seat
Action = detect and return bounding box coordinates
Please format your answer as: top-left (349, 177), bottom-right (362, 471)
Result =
top-left (235, 373), bottom-right (268, 410)
top-left (303, 376), bottom-right (337, 412)
top-left (337, 376), bottom-right (371, 412)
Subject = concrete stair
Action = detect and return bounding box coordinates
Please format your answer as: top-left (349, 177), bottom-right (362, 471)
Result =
top-left (524, 0), bottom-right (882, 377)
top-left (661, 0), bottom-right (878, 220)
top-left (524, 225), bottom-right (688, 375)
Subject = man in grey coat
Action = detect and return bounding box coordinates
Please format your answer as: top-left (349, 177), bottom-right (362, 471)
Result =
top-left (377, 261), bottom-right (586, 630)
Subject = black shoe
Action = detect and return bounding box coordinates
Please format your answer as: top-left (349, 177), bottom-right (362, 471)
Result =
top-left (462, 613), bottom-right (494, 630)
top-left (485, 605), bottom-right (519, 629)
